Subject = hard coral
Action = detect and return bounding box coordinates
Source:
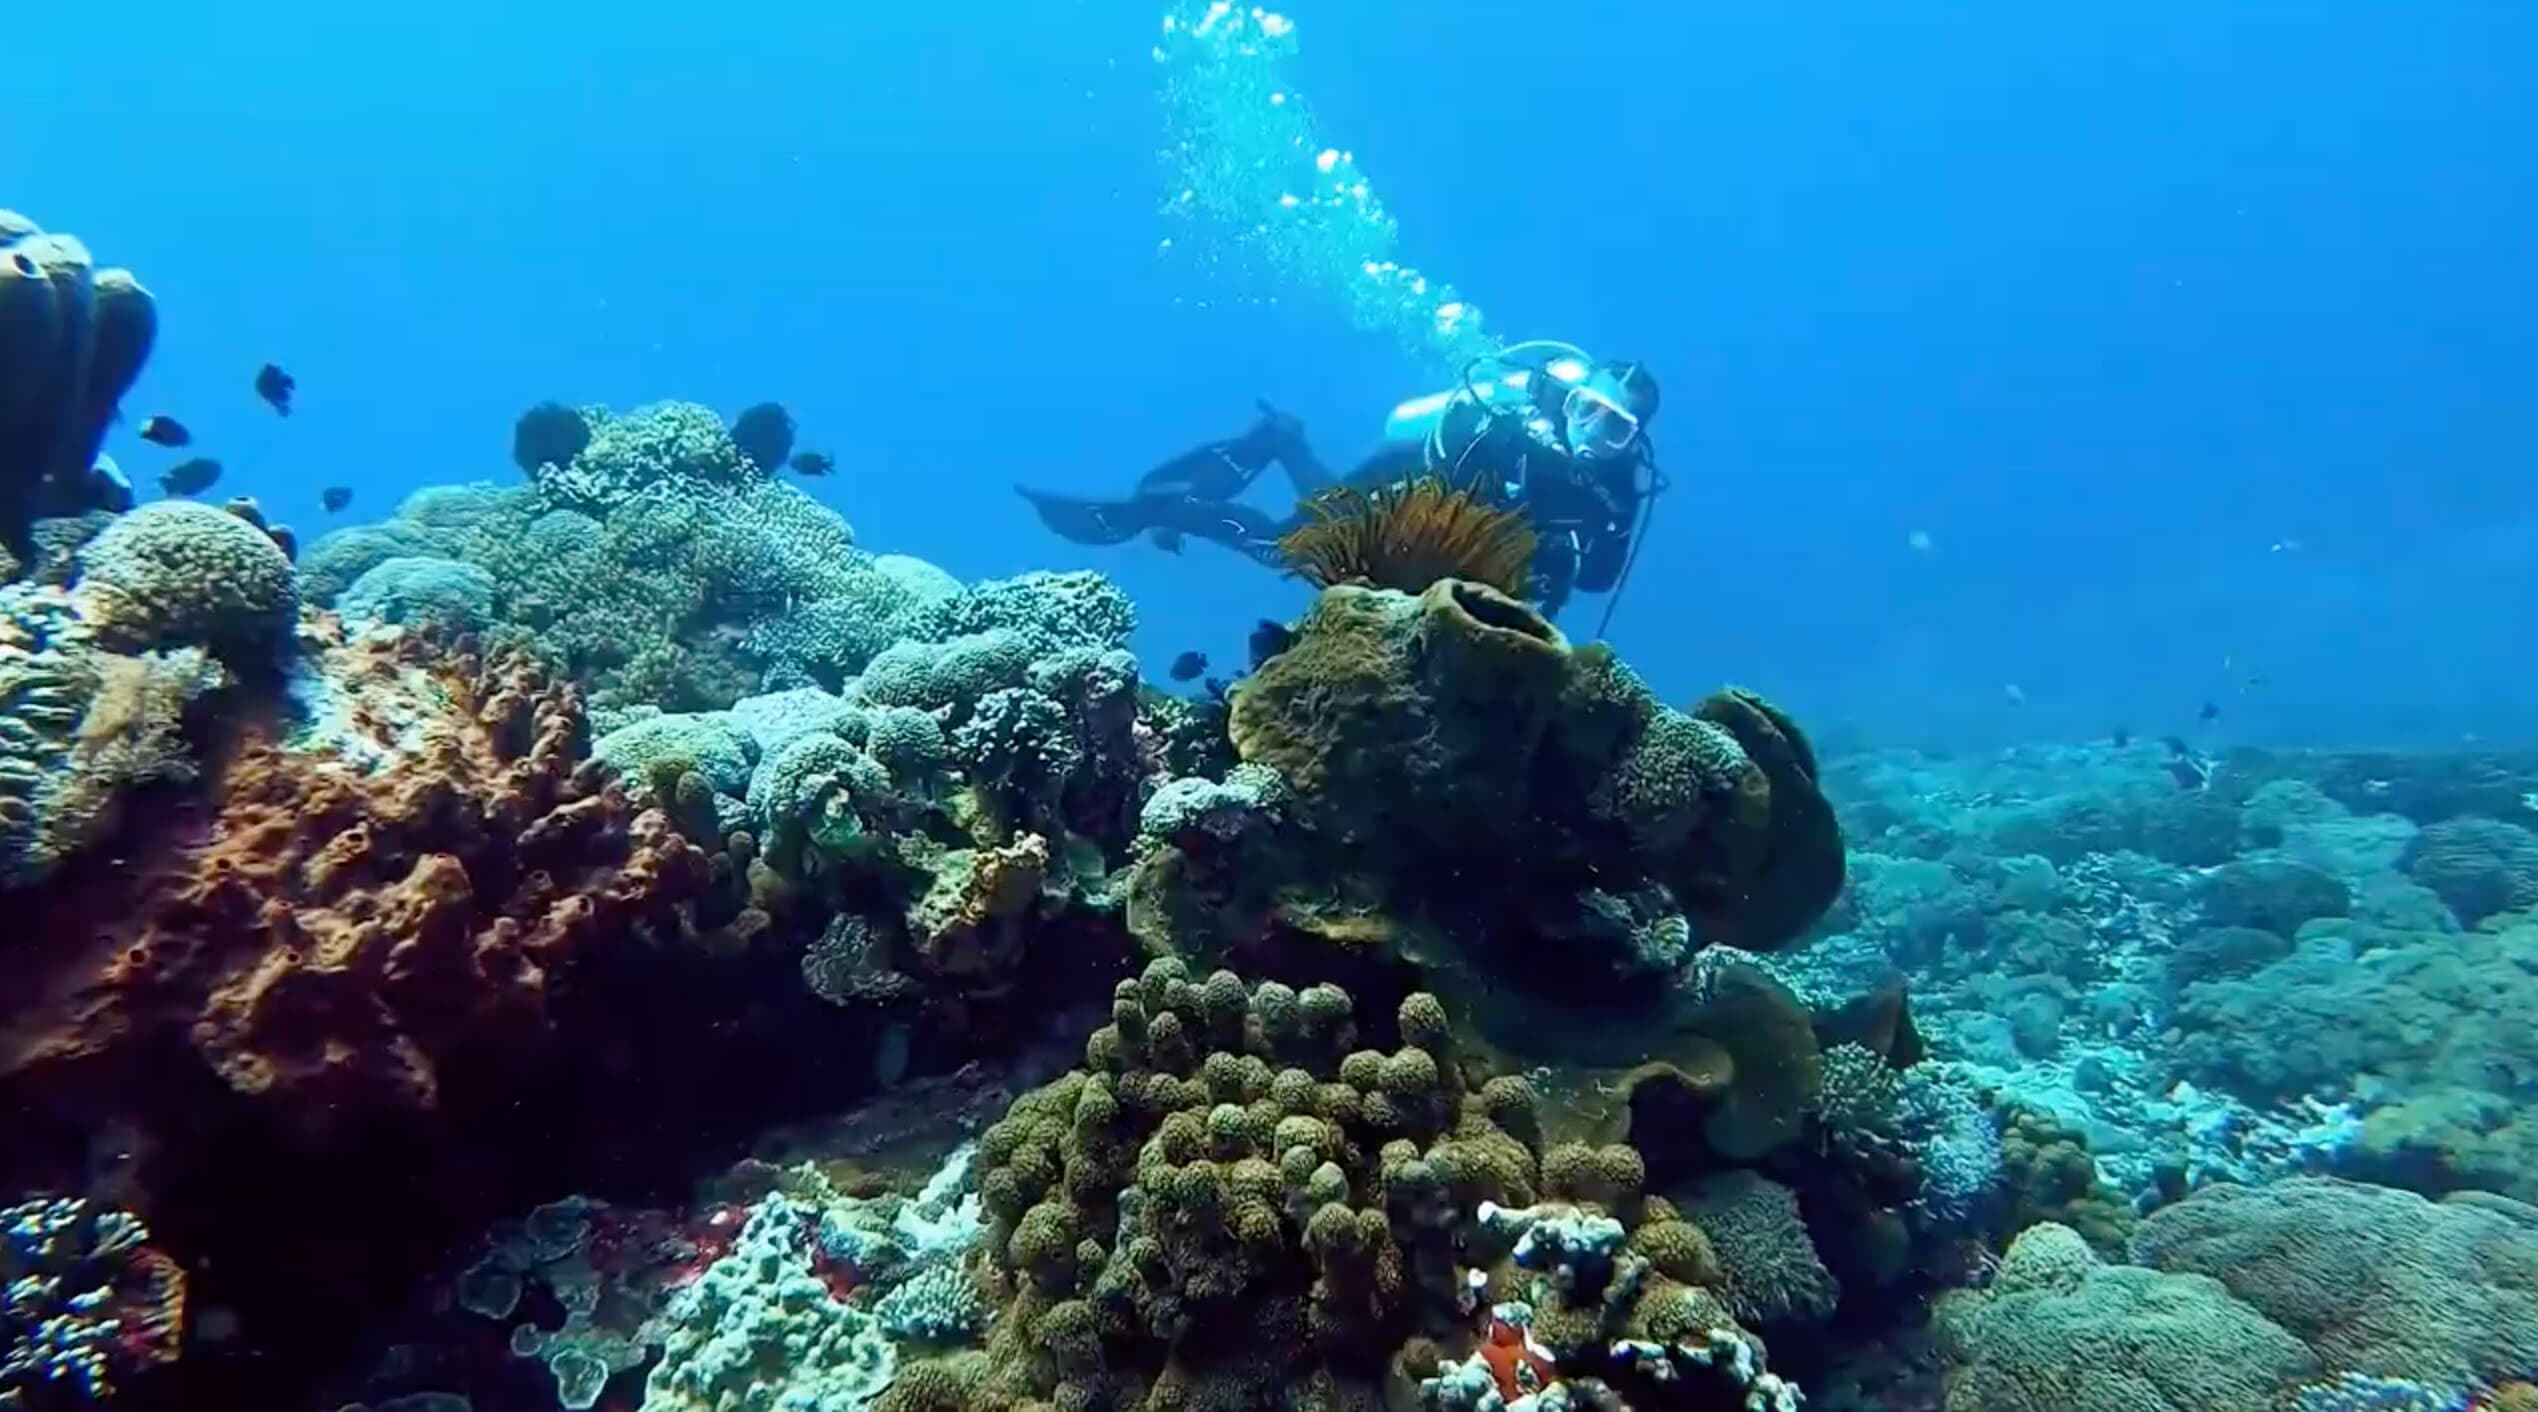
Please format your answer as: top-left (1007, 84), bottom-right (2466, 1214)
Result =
top-left (73, 499), bottom-right (298, 664)
top-left (1275, 473), bottom-right (1539, 599)
top-left (2132, 1177), bottom-right (2538, 1388)
top-left (1, 1196), bottom-right (186, 1404)
top-left (1934, 1221), bottom-right (2315, 1412)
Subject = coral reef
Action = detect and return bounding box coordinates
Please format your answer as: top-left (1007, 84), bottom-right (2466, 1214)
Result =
top-left (0, 621), bottom-right (864, 1408)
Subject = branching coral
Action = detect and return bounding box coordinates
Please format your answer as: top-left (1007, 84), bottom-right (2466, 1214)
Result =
top-left (1275, 473), bottom-right (1538, 599)
top-left (1, 1197), bottom-right (186, 1404)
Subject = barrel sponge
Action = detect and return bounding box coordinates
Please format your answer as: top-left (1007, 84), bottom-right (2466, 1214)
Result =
top-left (74, 501), bottom-right (296, 660)
top-left (1934, 1222), bottom-right (2315, 1412)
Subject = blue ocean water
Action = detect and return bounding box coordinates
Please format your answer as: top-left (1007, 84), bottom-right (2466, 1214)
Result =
top-left (4, 0), bottom-right (2530, 751)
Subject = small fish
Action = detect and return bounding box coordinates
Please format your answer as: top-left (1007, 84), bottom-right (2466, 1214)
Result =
top-left (1906, 528), bottom-right (1933, 552)
top-left (254, 363), bottom-right (295, 416)
top-left (136, 415), bottom-right (191, 447)
top-left (1248, 618), bottom-right (1296, 670)
top-left (157, 457), bottom-right (222, 497)
top-left (1203, 676), bottom-right (1232, 703)
top-left (2003, 683), bottom-right (2027, 706)
top-left (1168, 650), bottom-right (1208, 682)
top-left (2111, 725), bottom-right (2132, 749)
top-left (320, 486), bottom-right (353, 513)
top-left (2198, 701), bottom-right (2221, 723)
top-left (789, 451), bottom-right (834, 477)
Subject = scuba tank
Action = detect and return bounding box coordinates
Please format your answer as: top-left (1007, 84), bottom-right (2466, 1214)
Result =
top-left (1378, 339), bottom-right (1602, 466)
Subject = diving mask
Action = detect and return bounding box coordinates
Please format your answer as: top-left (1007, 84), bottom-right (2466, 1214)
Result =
top-left (1562, 360), bottom-right (1661, 460)
top-left (1562, 380), bottom-right (1641, 459)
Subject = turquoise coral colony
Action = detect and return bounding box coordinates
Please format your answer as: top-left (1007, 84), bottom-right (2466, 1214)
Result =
top-left (4, 199), bottom-right (2538, 1412)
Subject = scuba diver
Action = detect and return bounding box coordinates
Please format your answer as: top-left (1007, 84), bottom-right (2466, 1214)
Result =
top-left (1016, 341), bottom-right (1666, 623)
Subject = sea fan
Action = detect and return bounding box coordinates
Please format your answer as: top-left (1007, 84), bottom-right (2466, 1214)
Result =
top-left (1274, 473), bottom-right (1537, 599)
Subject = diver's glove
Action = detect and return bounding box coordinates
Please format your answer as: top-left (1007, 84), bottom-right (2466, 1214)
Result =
top-left (1242, 399), bottom-right (1309, 462)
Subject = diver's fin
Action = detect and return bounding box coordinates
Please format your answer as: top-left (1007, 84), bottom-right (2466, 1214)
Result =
top-left (1016, 485), bottom-right (1148, 547)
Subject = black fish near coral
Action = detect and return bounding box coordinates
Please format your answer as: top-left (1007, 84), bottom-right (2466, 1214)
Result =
top-left (157, 457), bottom-right (222, 497)
top-left (1168, 650), bottom-right (1207, 682)
top-left (136, 415), bottom-right (191, 447)
top-left (730, 401), bottom-right (796, 474)
top-left (320, 486), bottom-right (353, 513)
top-left (513, 400), bottom-right (592, 472)
top-left (1247, 618), bottom-right (1295, 669)
top-left (789, 451), bottom-right (834, 477)
top-left (254, 363), bottom-right (295, 416)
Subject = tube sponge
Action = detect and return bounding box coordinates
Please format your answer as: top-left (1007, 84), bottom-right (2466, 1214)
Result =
top-left (0, 214), bottom-right (157, 558)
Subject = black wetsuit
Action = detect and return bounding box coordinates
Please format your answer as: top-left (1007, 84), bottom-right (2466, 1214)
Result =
top-left (1018, 398), bottom-right (1646, 617)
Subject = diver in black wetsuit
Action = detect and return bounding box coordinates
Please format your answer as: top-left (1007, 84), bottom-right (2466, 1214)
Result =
top-left (1016, 342), bottom-right (1664, 619)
